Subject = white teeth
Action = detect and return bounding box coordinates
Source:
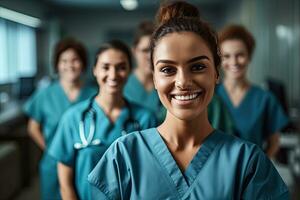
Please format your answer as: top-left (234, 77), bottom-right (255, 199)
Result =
top-left (107, 80), bottom-right (118, 86)
top-left (174, 93), bottom-right (199, 101)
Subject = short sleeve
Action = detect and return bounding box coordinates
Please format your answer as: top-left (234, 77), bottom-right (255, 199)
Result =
top-left (48, 112), bottom-right (76, 166)
top-left (242, 148), bottom-right (290, 199)
top-left (88, 141), bottom-right (130, 200)
top-left (265, 92), bottom-right (289, 135)
top-left (23, 89), bottom-right (45, 123)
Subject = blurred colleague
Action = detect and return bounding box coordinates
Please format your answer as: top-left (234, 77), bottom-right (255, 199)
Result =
top-left (217, 25), bottom-right (289, 158)
top-left (24, 38), bottom-right (96, 199)
top-left (49, 40), bottom-right (157, 200)
top-left (88, 2), bottom-right (289, 199)
top-left (124, 21), bottom-right (166, 123)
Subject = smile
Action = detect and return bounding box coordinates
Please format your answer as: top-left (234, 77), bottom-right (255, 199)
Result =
top-left (107, 80), bottom-right (119, 86)
top-left (172, 91), bottom-right (202, 101)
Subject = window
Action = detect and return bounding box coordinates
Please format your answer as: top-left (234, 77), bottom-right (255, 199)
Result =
top-left (0, 18), bottom-right (37, 84)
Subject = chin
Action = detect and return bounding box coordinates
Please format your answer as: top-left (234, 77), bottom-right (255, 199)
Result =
top-left (170, 108), bottom-right (204, 122)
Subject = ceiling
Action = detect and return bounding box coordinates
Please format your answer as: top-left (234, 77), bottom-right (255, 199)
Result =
top-left (45, 0), bottom-right (224, 9)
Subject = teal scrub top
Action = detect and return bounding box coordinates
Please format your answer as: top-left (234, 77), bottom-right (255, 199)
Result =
top-left (48, 99), bottom-right (157, 200)
top-left (88, 128), bottom-right (289, 199)
top-left (216, 84), bottom-right (289, 147)
top-left (208, 94), bottom-right (235, 135)
top-left (23, 80), bottom-right (97, 199)
top-left (124, 74), bottom-right (166, 123)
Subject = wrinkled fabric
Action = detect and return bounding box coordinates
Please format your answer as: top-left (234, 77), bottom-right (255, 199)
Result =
top-left (88, 128), bottom-right (289, 200)
top-left (23, 80), bottom-right (96, 199)
top-left (49, 99), bottom-right (157, 200)
top-left (216, 84), bottom-right (289, 147)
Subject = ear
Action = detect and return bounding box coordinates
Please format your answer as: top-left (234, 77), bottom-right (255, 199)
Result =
top-left (93, 66), bottom-right (97, 77)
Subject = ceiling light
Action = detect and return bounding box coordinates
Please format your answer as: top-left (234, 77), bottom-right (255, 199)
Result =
top-left (120, 0), bottom-right (138, 11)
top-left (0, 7), bottom-right (42, 28)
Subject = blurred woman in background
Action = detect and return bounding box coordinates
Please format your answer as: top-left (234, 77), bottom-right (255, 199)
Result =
top-left (24, 38), bottom-right (96, 199)
top-left (49, 40), bottom-right (157, 200)
top-left (217, 25), bottom-right (289, 159)
top-left (124, 21), bottom-right (166, 123)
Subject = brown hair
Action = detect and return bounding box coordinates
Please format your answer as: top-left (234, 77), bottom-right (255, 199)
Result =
top-left (53, 38), bottom-right (87, 72)
top-left (133, 21), bottom-right (155, 47)
top-left (219, 25), bottom-right (256, 59)
top-left (94, 40), bottom-right (133, 70)
top-left (150, 1), bottom-right (220, 76)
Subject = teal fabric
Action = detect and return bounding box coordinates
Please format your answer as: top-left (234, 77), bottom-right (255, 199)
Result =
top-left (124, 74), bottom-right (166, 123)
top-left (208, 94), bottom-right (235, 135)
top-left (88, 128), bottom-right (289, 199)
top-left (23, 80), bottom-right (97, 200)
top-left (216, 84), bottom-right (289, 148)
top-left (48, 99), bottom-right (157, 200)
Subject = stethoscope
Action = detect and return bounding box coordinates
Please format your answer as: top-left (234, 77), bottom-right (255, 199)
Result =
top-left (74, 96), bottom-right (141, 149)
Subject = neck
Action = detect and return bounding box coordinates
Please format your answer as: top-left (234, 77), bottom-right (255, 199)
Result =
top-left (158, 110), bottom-right (213, 149)
top-left (95, 92), bottom-right (124, 112)
top-left (135, 67), bottom-right (153, 88)
top-left (60, 79), bottom-right (81, 91)
top-left (223, 77), bottom-right (249, 91)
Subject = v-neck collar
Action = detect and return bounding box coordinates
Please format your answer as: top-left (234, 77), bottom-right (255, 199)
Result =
top-left (57, 81), bottom-right (84, 104)
top-left (220, 84), bottom-right (253, 110)
top-left (92, 99), bottom-right (129, 128)
top-left (131, 74), bottom-right (156, 95)
top-left (146, 128), bottom-right (222, 198)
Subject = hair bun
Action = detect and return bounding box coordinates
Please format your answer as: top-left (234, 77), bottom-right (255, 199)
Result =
top-left (156, 1), bottom-right (200, 25)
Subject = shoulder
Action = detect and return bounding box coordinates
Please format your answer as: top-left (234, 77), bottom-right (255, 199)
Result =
top-left (107, 128), bottom-right (155, 154)
top-left (61, 99), bottom-right (90, 121)
top-left (251, 85), bottom-right (280, 104)
top-left (216, 130), bottom-right (262, 155)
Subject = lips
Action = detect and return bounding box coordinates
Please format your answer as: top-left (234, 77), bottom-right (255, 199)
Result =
top-left (171, 90), bottom-right (203, 101)
top-left (107, 80), bottom-right (119, 87)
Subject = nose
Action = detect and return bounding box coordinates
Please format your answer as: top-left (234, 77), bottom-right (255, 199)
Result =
top-left (108, 67), bottom-right (117, 79)
top-left (228, 56), bottom-right (238, 66)
top-left (175, 70), bottom-right (192, 89)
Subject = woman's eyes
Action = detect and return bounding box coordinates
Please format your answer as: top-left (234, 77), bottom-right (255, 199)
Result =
top-left (159, 63), bottom-right (206, 75)
top-left (160, 66), bottom-right (176, 75)
top-left (190, 63), bottom-right (206, 72)
top-left (101, 65), bottom-right (109, 70)
top-left (116, 65), bottom-right (127, 71)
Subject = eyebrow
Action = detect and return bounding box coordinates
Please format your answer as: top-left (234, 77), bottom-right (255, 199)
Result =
top-left (100, 61), bottom-right (127, 66)
top-left (155, 55), bottom-right (210, 65)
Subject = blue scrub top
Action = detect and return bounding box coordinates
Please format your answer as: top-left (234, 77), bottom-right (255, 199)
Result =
top-left (48, 99), bottom-right (157, 200)
top-left (216, 84), bottom-right (289, 147)
top-left (208, 94), bottom-right (234, 135)
top-left (88, 128), bottom-right (289, 199)
top-left (23, 80), bottom-right (97, 200)
top-left (124, 73), bottom-right (165, 123)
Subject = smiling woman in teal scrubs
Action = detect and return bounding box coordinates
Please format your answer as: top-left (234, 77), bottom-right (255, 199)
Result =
top-left (217, 25), bottom-right (289, 158)
top-left (48, 40), bottom-right (157, 200)
top-left (24, 38), bottom-right (96, 199)
top-left (124, 21), bottom-right (165, 123)
top-left (88, 1), bottom-right (289, 199)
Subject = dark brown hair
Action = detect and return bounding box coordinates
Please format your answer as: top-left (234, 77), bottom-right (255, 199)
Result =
top-left (133, 21), bottom-right (155, 47)
top-left (94, 40), bottom-right (133, 69)
top-left (53, 38), bottom-right (87, 72)
top-left (150, 1), bottom-right (220, 75)
top-left (219, 25), bottom-right (256, 59)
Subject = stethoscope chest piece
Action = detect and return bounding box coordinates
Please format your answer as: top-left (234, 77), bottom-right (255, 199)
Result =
top-left (74, 113), bottom-right (102, 150)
